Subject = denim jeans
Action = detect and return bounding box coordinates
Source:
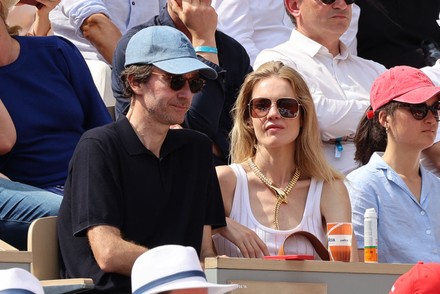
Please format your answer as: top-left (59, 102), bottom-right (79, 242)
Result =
top-left (0, 178), bottom-right (62, 250)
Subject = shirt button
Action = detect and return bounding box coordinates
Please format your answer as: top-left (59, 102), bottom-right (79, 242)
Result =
top-left (132, 1), bottom-right (135, 5)
top-left (420, 211), bottom-right (426, 216)
top-left (426, 229), bottom-right (432, 235)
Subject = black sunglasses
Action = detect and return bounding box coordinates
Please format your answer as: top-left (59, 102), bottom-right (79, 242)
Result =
top-left (320, 0), bottom-right (355, 4)
top-left (151, 72), bottom-right (205, 93)
top-left (399, 101), bottom-right (440, 121)
top-left (249, 97), bottom-right (302, 119)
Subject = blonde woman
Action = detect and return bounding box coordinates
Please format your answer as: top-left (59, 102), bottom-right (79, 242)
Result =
top-left (213, 61), bottom-right (357, 260)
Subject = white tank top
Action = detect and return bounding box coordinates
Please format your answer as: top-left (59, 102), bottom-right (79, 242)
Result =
top-left (213, 164), bottom-right (327, 257)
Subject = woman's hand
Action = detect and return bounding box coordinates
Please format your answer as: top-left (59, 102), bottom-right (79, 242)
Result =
top-left (217, 217), bottom-right (270, 258)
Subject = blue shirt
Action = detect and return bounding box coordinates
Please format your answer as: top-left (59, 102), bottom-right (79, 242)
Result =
top-left (0, 36), bottom-right (111, 188)
top-left (346, 153), bottom-right (440, 263)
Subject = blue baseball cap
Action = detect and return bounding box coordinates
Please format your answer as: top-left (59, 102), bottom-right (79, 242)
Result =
top-left (124, 26), bottom-right (217, 80)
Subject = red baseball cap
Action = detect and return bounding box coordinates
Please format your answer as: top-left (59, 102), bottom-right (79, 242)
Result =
top-left (389, 262), bottom-right (440, 294)
top-left (370, 66), bottom-right (440, 111)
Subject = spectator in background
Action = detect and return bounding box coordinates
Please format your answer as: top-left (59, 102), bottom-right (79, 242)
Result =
top-left (112, 0), bottom-right (252, 165)
top-left (213, 61), bottom-right (357, 261)
top-left (254, 0), bottom-right (386, 175)
top-left (58, 26), bottom-right (225, 293)
top-left (356, 0), bottom-right (440, 69)
top-left (7, 0), bottom-right (60, 36)
top-left (49, 0), bottom-right (165, 106)
top-left (131, 245), bottom-right (238, 294)
top-left (347, 66), bottom-right (440, 263)
top-left (0, 268), bottom-right (44, 294)
top-left (0, 0), bottom-right (112, 195)
top-left (354, 2), bottom-right (440, 177)
top-left (0, 99), bottom-right (60, 250)
top-left (211, 0), bottom-right (361, 64)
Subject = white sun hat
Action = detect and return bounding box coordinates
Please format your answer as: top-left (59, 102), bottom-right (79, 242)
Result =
top-left (131, 245), bottom-right (238, 294)
top-left (0, 268), bottom-right (44, 294)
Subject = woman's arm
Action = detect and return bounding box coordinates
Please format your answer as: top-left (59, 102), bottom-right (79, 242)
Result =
top-left (214, 165), bottom-right (269, 258)
top-left (0, 99), bottom-right (16, 155)
top-left (321, 179), bottom-right (359, 262)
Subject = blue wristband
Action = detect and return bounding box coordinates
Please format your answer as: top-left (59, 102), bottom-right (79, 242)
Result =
top-left (194, 46), bottom-right (218, 54)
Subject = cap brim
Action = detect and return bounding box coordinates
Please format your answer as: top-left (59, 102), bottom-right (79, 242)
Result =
top-left (153, 57), bottom-right (217, 80)
top-left (139, 278), bottom-right (238, 294)
top-left (394, 86), bottom-right (440, 104)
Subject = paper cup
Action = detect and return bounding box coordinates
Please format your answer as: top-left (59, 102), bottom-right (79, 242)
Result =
top-left (327, 222), bottom-right (352, 262)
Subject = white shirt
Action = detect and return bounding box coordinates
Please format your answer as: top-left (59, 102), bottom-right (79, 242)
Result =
top-left (255, 29), bottom-right (386, 174)
top-left (211, 1), bottom-right (361, 64)
top-left (50, 0), bottom-right (163, 62)
top-left (212, 164), bottom-right (327, 258)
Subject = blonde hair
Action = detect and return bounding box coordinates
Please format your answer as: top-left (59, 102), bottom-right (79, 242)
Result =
top-left (230, 61), bottom-right (342, 181)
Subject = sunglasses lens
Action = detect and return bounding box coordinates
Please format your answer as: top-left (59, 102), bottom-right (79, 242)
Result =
top-left (409, 104), bottom-right (428, 120)
top-left (169, 76), bottom-right (205, 93)
top-left (170, 76), bottom-right (186, 91)
top-left (249, 98), bottom-right (300, 118)
top-left (188, 78), bottom-right (205, 93)
top-left (277, 98), bottom-right (300, 118)
top-left (250, 98), bottom-right (272, 118)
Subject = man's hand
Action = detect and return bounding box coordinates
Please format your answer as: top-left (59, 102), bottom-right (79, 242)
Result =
top-left (168, 0), bottom-right (219, 65)
top-left (80, 13), bottom-right (122, 64)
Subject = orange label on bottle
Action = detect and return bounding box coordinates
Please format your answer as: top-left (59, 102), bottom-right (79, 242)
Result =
top-left (364, 247), bottom-right (378, 263)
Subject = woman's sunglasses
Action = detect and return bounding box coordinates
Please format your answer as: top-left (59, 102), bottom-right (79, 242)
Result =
top-left (399, 101), bottom-right (440, 121)
top-left (248, 97), bottom-right (302, 119)
top-left (320, 0), bottom-right (355, 4)
top-left (151, 72), bottom-right (205, 93)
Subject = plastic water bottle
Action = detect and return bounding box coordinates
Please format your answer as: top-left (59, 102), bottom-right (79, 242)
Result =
top-left (364, 208), bottom-right (378, 263)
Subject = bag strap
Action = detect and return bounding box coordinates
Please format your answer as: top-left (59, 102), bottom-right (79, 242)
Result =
top-left (278, 230), bottom-right (330, 261)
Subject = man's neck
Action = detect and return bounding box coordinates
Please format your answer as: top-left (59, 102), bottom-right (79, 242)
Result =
top-left (126, 109), bottom-right (169, 158)
top-left (296, 27), bottom-right (342, 57)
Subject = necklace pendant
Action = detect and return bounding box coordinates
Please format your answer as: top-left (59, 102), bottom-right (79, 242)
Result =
top-left (273, 187), bottom-right (288, 204)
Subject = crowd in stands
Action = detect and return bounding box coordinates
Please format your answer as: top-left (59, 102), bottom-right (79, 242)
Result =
top-left (1, 0), bottom-right (440, 293)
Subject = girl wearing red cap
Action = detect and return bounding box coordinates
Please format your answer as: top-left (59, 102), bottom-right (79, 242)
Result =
top-left (346, 66), bottom-right (440, 263)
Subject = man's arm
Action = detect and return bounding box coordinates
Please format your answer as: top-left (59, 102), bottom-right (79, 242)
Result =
top-left (87, 225), bottom-right (148, 276)
top-left (80, 13), bottom-right (122, 64)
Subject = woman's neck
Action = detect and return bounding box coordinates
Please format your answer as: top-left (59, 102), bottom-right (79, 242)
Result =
top-left (252, 147), bottom-right (298, 186)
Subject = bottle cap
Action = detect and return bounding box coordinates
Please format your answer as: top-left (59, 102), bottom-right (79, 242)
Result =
top-left (364, 208), bottom-right (377, 218)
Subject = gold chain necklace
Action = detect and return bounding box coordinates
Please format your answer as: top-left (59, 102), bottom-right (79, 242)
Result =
top-left (247, 158), bottom-right (301, 230)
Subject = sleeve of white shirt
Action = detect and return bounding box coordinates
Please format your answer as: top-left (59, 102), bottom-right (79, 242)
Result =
top-left (61, 0), bottom-right (110, 38)
top-left (211, 0), bottom-right (259, 63)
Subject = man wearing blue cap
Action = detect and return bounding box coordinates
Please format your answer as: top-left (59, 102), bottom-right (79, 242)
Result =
top-left (57, 26), bottom-right (227, 293)
top-left (112, 0), bottom-right (252, 165)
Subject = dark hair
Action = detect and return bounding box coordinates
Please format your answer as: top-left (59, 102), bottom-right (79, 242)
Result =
top-left (354, 102), bottom-right (400, 165)
top-left (120, 64), bottom-right (154, 98)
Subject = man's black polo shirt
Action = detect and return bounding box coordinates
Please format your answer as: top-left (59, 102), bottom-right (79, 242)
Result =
top-left (58, 117), bottom-right (226, 293)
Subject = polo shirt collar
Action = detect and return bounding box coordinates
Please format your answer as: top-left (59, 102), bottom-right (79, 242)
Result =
top-left (114, 116), bottom-right (187, 158)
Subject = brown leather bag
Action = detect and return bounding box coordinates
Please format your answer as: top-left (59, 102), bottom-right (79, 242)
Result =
top-left (278, 231), bottom-right (330, 261)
